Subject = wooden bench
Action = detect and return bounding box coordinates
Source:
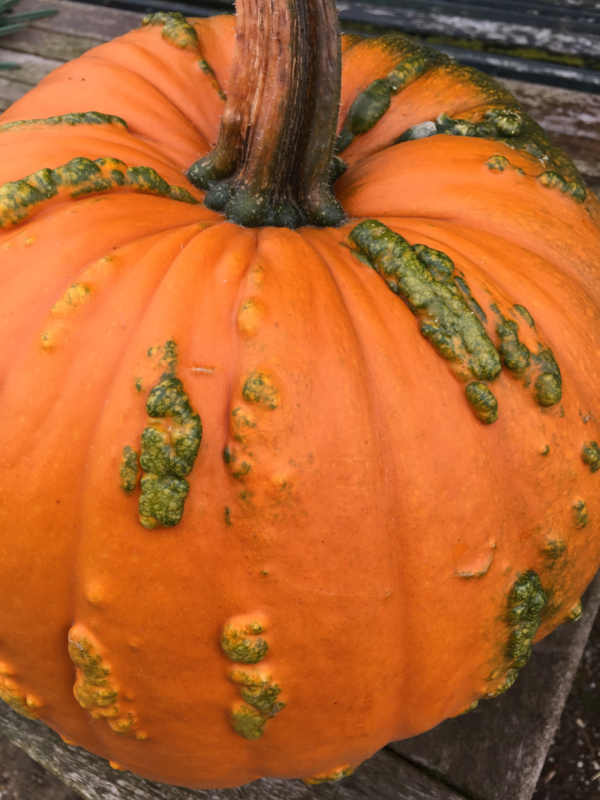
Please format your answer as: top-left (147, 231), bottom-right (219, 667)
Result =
top-left (0, 2), bottom-right (599, 798)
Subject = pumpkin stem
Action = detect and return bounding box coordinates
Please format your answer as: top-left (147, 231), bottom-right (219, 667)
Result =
top-left (187, 0), bottom-right (345, 229)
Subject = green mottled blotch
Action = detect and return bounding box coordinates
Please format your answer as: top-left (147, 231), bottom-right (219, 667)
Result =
top-left (139, 474), bottom-right (190, 529)
top-left (229, 706), bottom-right (266, 740)
top-left (349, 220), bottom-right (501, 384)
top-left (496, 317), bottom-right (530, 375)
top-left (532, 345), bottom-right (562, 407)
top-left (582, 441), bottom-right (600, 473)
top-left (489, 571), bottom-right (547, 697)
top-left (538, 171), bottom-right (586, 203)
top-left (141, 11), bottom-right (199, 51)
top-left (224, 507), bottom-right (233, 526)
top-left (141, 378), bottom-right (202, 477)
top-left (137, 345), bottom-right (202, 529)
top-left (0, 111), bottom-right (127, 135)
top-left (346, 79), bottom-right (391, 136)
top-left (119, 445), bottom-right (140, 494)
top-left (68, 637), bottom-right (110, 686)
top-left (514, 305), bottom-right (535, 328)
top-left (240, 683), bottom-right (286, 716)
top-left (242, 372), bottom-right (279, 410)
top-left (222, 623), bottom-right (268, 664)
top-left (412, 243), bottom-right (453, 281)
top-left (465, 382), bottom-right (499, 424)
top-left (573, 500), bottom-right (589, 529)
top-left (541, 538), bottom-right (567, 568)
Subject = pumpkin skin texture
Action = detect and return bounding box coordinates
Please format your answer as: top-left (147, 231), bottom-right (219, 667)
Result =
top-left (0, 13), bottom-right (600, 789)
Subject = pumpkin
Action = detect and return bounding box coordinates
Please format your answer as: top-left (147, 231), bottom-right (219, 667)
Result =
top-left (0, 0), bottom-right (599, 788)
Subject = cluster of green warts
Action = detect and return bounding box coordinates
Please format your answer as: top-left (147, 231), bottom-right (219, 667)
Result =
top-left (488, 571), bottom-right (548, 698)
top-left (0, 152), bottom-right (198, 229)
top-left (338, 35), bottom-right (585, 206)
top-left (120, 342), bottom-right (202, 529)
top-left (221, 620), bottom-right (285, 739)
top-left (348, 220), bottom-right (563, 423)
top-left (398, 111), bottom-right (586, 202)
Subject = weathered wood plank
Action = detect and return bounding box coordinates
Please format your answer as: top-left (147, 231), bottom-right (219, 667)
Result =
top-left (391, 571), bottom-right (600, 800)
top-left (335, 0), bottom-right (600, 58)
top-left (17, 0), bottom-right (143, 41)
top-left (0, 47), bottom-right (62, 84)
top-left (0, 27), bottom-right (111, 61)
top-left (0, 735), bottom-right (81, 800)
top-left (0, 703), bottom-right (468, 800)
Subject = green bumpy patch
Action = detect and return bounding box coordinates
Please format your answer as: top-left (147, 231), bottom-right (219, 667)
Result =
top-left (240, 683), bottom-right (285, 716)
top-left (485, 154), bottom-right (524, 175)
top-left (531, 345), bottom-right (562, 407)
top-left (573, 500), bottom-right (589, 530)
top-left (0, 111), bottom-right (127, 135)
top-left (224, 621), bottom-right (285, 740)
top-left (488, 571), bottom-right (547, 697)
top-left (138, 372), bottom-right (202, 529)
top-left (119, 445), bottom-right (140, 494)
top-left (496, 317), bottom-right (530, 376)
top-left (538, 171), bottom-right (586, 204)
top-left (222, 622), bottom-right (268, 664)
top-left (514, 304), bottom-right (535, 328)
top-left (336, 42), bottom-right (448, 152)
top-left (242, 372), bottom-right (279, 410)
top-left (68, 634), bottom-right (119, 710)
top-left (399, 104), bottom-right (584, 187)
top-left (229, 706), bottom-right (267, 740)
top-left (582, 441), bottom-right (600, 473)
top-left (0, 157), bottom-right (198, 229)
top-left (141, 11), bottom-right (199, 51)
top-left (349, 220), bottom-right (501, 388)
top-left (465, 382), bottom-right (498, 424)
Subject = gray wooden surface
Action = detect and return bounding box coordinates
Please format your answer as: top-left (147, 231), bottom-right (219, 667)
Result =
top-left (1, 2), bottom-right (600, 798)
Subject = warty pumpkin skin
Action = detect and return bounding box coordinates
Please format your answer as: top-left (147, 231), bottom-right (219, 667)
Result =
top-left (0, 8), bottom-right (599, 789)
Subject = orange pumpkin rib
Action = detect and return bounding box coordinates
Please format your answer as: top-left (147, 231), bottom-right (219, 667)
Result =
top-left (327, 218), bottom-right (600, 639)
top-left (0, 200), bottom-right (210, 377)
top-left (0, 126), bottom-right (206, 191)
top-left (83, 32), bottom-right (226, 146)
top-left (0, 222), bottom-right (232, 759)
top-left (1, 55), bottom-right (208, 167)
top-left (338, 137), bottom-right (600, 286)
top-left (340, 62), bottom-right (517, 164)
top-left (301, 230), bottom-right (516, 725)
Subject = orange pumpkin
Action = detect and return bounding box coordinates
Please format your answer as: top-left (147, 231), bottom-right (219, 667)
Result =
top-left (0, 0), bottom-right (599, 789)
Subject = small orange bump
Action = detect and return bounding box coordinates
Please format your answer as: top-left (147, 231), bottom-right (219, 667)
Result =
top-left (302, 765), bottom-right (355, 785)
top-left (109, 760), bottom-right (126, 771)
top-left (237, 298), bottom-right (265, 338)
top-left (85, 578), bottom-right (109, 606)
top-left (60, 736), bottom-right (78, 746)
top-left (24, 237), bottom-right (35, 246)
